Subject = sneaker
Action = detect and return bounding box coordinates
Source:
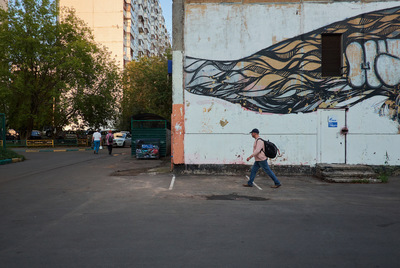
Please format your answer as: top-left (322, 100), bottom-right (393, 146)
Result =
top-left (243, 184), bottom-right (253, 187)
top-left (271, 185), bottom-right (281, 188)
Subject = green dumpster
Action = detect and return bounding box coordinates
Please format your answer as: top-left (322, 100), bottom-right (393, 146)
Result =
top-left (131, 119), bottom-right (168, 157)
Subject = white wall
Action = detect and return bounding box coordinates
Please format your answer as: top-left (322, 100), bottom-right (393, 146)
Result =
top-left (183, 1), bottom-right (400, 166)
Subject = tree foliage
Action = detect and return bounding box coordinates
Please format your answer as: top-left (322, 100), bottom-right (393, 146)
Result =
top-left (0, 0), bottom-right (121, 138)
top-left (120, 52), bottom-right (172, 130)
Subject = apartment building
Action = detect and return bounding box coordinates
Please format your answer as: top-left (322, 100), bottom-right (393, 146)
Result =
top-left (0, 0), bottom-right (7, 10)
top-left (60, 0), bottom-right (170, 69)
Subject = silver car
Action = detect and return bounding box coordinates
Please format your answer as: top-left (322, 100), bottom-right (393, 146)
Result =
top-left (113, 132), bottom-right (132, 147)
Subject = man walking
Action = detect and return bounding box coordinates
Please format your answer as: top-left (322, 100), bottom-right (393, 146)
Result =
top-left (92, 129), bottom-right (102, 154)
top-left (244, 128), bottom-right (281, 188)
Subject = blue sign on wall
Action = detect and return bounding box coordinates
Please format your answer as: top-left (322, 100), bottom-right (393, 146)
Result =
top-left (328, 116), bottom-right (338, 128)
top-left (168, 60), bottom-right (172, 75)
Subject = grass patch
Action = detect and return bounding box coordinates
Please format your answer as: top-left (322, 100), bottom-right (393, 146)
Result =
top-left (378, 173), bottom-right (389, 183)
top-left (375, 166), bottom-right (391, 183)
top-left (0, 147), bottom-right (25, 161)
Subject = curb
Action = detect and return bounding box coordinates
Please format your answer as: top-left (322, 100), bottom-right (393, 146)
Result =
top-left (0, 157), bottom-right (23, 165)
top-left (24, 148), bottom-right (92, 153)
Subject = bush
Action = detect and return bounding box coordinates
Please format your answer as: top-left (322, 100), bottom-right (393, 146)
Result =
top-left (0, 147), bottom-right (25, 160)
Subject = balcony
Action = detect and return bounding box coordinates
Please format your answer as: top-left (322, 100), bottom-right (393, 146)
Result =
top-left (130, 41), bottom-right (136, 51)
top-left (138, 25), bottom-right (144, 34)
top-left (138, 33), bottom-right (144, 42)
top-left (137, 45), bottom-right (144, 55)
top-left (124, 11), bottom-right (131, 20)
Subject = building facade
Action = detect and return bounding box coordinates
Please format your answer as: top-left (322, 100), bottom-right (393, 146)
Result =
top-left (60, 0), bottom-right (170, 69)
top-left (0, 0), bottom-right (7, 10)
top-left (172, 0), bottom-right (400, 169)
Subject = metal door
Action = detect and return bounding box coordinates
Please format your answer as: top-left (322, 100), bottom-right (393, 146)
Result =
top-left (317, 109), bottom-right (346, 164)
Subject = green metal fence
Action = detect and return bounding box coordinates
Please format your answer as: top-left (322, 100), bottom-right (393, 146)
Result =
top-left (131, 119), bottom-right (168, 157)
top-left (0, 113), bottom-right (5, 149)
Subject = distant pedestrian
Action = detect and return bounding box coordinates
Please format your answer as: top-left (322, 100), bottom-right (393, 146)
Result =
top-left (244, 128), bottom-right (281, 188)
top-left (105, 130), bottom-right (114, 155)
top-left (92, 129), bottom-right (102, 154)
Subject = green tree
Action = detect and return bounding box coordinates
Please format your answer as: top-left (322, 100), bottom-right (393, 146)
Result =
top-left (0, 0), bottom-right (121, 138)
top-left (120, 51), bottom-right (172, 130)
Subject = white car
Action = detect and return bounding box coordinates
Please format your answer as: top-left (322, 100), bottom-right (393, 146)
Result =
top-left (113, 132), bottom-right (132, 147)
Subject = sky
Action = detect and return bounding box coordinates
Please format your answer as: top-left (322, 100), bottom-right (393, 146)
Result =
top-left (158, 0), bottom-right (172, 39)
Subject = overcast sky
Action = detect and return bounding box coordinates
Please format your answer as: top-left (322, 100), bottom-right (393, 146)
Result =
top-left (159, 0), bottom-right (172, 38)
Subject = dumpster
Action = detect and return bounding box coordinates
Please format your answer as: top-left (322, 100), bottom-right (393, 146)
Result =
top-left (131, 118), bottom-right (169, 157)
top-left (135, 138), bottom-right (160, 159)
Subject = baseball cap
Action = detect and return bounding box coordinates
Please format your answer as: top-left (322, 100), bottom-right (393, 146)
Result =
top-left (250, 128), bottom-right (259, 134)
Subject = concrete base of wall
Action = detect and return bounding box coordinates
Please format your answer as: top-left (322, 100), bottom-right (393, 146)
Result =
top-left (173, 164), bottom-right (315, 176)
top-left (173, 164), bottom-right (400, 179)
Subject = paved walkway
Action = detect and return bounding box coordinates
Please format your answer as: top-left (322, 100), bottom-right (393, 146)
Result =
top-left (1, 150), bottom-right (399, 267)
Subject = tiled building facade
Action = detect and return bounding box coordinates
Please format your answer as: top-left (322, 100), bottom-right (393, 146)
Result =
top-left (125, 0), bottom-right (170, 61)
top-left (60, 0), bottom-right (170, 69)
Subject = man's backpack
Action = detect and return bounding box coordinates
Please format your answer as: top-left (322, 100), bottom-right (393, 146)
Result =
top-left (108, 135), bottom-right (113, 143)
top-left (258, 138), bottom-right (279, 158)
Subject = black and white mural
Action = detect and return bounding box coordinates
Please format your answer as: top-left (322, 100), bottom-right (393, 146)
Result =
top-left (185, 6), bottom-right (400, 123)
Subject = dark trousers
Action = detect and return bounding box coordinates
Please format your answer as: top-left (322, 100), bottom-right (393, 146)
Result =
top-left (107, 145), bottom-right (113, 155)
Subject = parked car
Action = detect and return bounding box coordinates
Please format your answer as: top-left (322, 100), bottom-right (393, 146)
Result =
top-left (64, 131), bottom-right (78, 140)
top-left (76, 130), bottom-right (87, 139)
top-left (30, 130), bottom-right (42, 139)
top-left (56, 130), bottom-right (78, 140)
top-left (113, 132), bottom-right (132, 147)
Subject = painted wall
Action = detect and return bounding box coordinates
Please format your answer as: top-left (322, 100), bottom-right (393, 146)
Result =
top-left (173, 1), bottom-right (400, 166)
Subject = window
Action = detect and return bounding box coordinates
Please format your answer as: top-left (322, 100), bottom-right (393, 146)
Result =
top-left (321, 34), bottom-right (342, 77)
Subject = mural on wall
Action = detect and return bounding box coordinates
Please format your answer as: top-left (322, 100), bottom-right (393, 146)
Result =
top-left (184, 7), bottom-right (400, 123)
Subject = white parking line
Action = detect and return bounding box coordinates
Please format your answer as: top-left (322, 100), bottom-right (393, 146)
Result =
top-left (245, 175), bottom-right (263, 190)
top-left (253, 182), bottom-right (263, 190)
top-left (169, 174), bottom-right (176, 190)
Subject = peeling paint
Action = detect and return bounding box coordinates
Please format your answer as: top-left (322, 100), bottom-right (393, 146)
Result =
top-left (272, 35), bottom-right (277, 44)
top-left (175, 123), bottom-right (182, 132)
top-left (219, 119), bottom-right (229, 127)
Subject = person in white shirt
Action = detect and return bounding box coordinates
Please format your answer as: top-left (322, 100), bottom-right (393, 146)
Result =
top-left (92, 129), bottom-right (102, 154)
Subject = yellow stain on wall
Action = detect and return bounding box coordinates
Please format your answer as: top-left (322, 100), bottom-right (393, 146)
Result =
top-left (220, 119), bottom-right (229, 127)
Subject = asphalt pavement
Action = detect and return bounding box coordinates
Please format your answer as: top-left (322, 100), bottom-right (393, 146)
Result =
top-left (0, 148), bottom-right (399, 267)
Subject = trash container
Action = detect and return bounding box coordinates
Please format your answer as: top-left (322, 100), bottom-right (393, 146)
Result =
top-left (131, 119), bottom-right (168, 157)
top-left (135, 138), bottom-right (160, 159)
